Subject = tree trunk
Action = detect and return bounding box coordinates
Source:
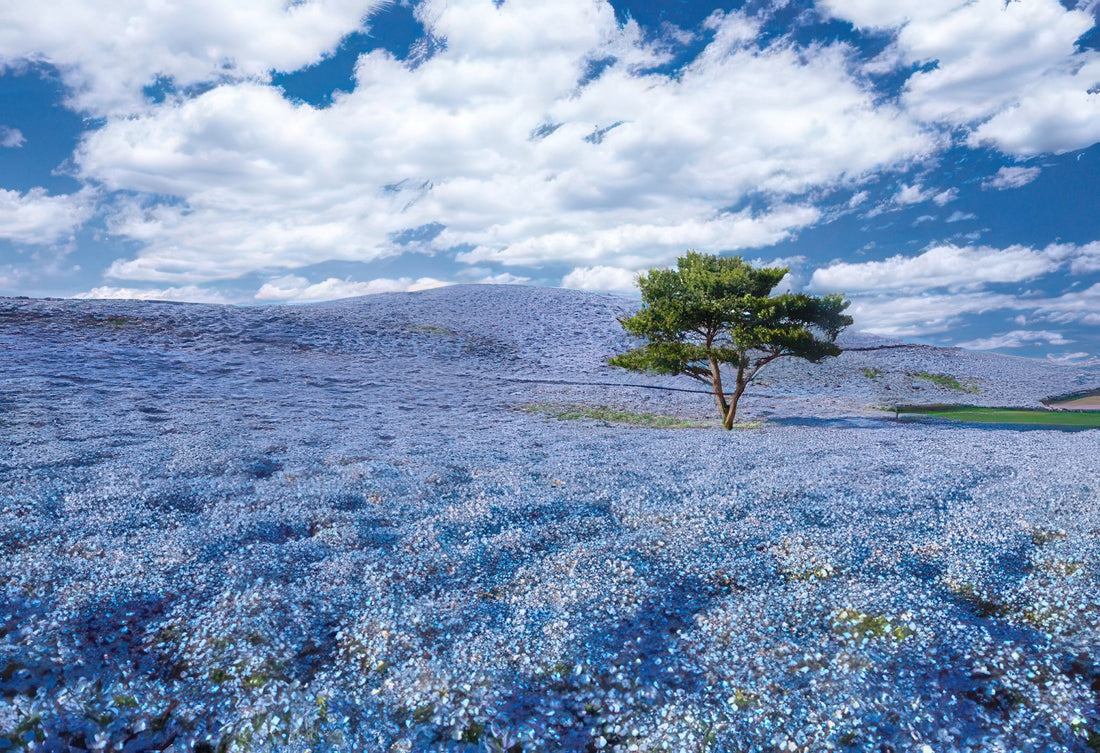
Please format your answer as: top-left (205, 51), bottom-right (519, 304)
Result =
top-left (722, 387), bottom-right (745, 429)
top-left (721, 364), bottom-right (749, 430)
top-left (708, 357), bottom-right (730, 427)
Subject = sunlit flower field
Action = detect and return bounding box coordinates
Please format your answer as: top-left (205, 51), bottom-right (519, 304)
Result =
top-left (2, 286), bottom-right (1098, 752)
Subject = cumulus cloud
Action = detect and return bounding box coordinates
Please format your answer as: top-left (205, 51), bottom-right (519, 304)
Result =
top-left (561, 265), bottom-right (639, 292)
top-left (1042, 241), bottom-right (1100, 274)
top-left (810, 240), bottom-right (1100, 336)
top-left (957, 329), bottom-right (1070, 350)
top-left (0, 264), bottom-right (27, 290)
top-left (0, 0), bottom-right (388, 116)
top-left (817, 0), bottom-right (968, 29)
top-left (871, 183), bottom-right (955, 218)
top-left (931, 188), bottom-right (956, 206)
top-left (822, 0), bottom-right (1100, 155)
top-left (66, 0), bottom-right (934, 284)
top-left (74, 285), bottom-right (233, 303)
top-left (945, 210), bottom-right (975, 223)
top-left (1033, 282), bottom-right (1100, 326)
top-left (0, 187), bottom-right (97, 245)
top-left (254, 275), bottom-right (449, 302)
top-left (0, 126), bottom-right (25, 147)
top-left (968, 57), bottom-right (1100, 155)
top-left (844, 291), bottom-right (1023, 337)
top-left (464, 272), bottom-right (531, 286)
top-left (809, 243), bottom-right (1059, 294)
top-left (1045, 351), bottom-right (1099, 365)
top-left (982, 165), bottom-right (1042, 190)
top-left (895, 183), bottom-right (928, 205)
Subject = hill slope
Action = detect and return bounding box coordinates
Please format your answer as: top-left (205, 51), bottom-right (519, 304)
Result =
top-left (1, 286), bottom-right (1098, 752)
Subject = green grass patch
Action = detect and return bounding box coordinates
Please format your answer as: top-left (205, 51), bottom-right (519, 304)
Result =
top-left (898, 405), bottom-right (1100, 428)
top-left (1031, 528), bottom-right (1068, 546)
top-left (79, 314), bottom-right (142, 331)
top-left (910, 371), bottom-right (980, 393)
top-left (832, 609), bottom-right (914, 642)
top-left (861, 367), bottom-right (884, 380)
top-left (410, 324), bottom-right (456, 336)
top-left (728, 688), bottom-right (759, 710)
top-left (521, 403), bottom-right (717, 429)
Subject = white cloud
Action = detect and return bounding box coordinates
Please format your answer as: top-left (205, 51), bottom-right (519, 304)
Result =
top-left (968, 57), bottom-right (1100, 155)
top-left (1042, 241), bottom-right (1100, 274)
top-left (0, 126), bottom-right (24, 147)
top-left (254, 275), bottom-right (449, 302)
top-left (982, 165), bottom-right (1041, 190)
top-left (561, 265), bottom-right (639, 292)
top-left (895, 183), bottom-right (928, 205)
top-left (846, 291), bottom-right (1022, 336)
top-left (810, 243), bottom-right (1059, 294)
top-left (931, 188), bottom-right (956, 206)
top-left (65, 0), bottom-right (934, 283)
top-left (0, 187), bottom-right (97, 245)
top-left (0, 264), bottom-right (27, 290)
top-left (817, 0), bottom-right (968, 29)
top-left (878, 183), bottom-right (954, 216)
top-left (0, 0), bottom-right (388, 116)
top-left (1033, 282), bottom-right (1100, 326)
top-left (472, 272), bottom-right (531, 286)
top-left (456, 205), bottom-right (823, 268)
top-left (822, 0), bottom-right (1100, 155)
top-left (957, 329), bottom-right (1070, 350)
top-left (945, 210), bottom-right (975, 222)
top-left (1046, 351), bottom-right (1099, 365)
top-left (74, 284), bottom-right (232, 303)
top-left (811, 241), bottom-right (1100, 336)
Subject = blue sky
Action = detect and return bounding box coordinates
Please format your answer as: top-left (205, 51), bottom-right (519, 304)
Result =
top-left (1, 0), bottom-right (1098, 361)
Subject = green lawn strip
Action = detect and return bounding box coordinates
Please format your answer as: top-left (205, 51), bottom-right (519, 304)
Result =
top-left (520, 403), bottom-right (719, 429)
top-left (909, 371), bottom-right (980, 393)
top-left (898, 405), bottom-right (1100, 428)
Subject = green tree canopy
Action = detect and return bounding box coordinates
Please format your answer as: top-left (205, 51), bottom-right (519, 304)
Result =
top-left (609, 252), bottom-right (853, 429)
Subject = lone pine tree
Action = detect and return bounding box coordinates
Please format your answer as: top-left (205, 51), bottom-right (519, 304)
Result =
top-left (609, 252), bottom-right (853, 430)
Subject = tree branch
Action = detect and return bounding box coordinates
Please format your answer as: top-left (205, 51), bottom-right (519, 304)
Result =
top-left (746, 351), bottom-right (784, 382)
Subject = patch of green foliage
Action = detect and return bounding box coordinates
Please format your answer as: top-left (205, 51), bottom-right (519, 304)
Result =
top-left (82, 314), bottom-right (141, 330)
top-left (521, 403), bottom-right (719, 429)
top-left (728, 688), bottom-right (759, 710)
top-left (786, 563), bottom-right (835, 582)
top-left (910, 372), bottom-right (980, 393)
top-left (460, 721), bottom-right (485, 744)
top-left (899, 405), bottom-right (1100, 428)
top-left (945, 581), bottom-right (1007, 620)
top-left (1031, 528), bottom-right (1068, 546)
top-left (411, 324), bottom-right (456, 336)
top-left (861, 367), bottom-right (884, 380)
top-left (244, 673), bottom-right (270, 689)
top-left (833, 609), bottom-right (914, 642)
top-left (4, 713), bottom-right (43, 748)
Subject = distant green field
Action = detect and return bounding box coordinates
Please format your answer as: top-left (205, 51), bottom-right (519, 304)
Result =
top-left (521, 402), bottom-right (717, 429)
top-left (898, 405), bottom-right (1100, 428)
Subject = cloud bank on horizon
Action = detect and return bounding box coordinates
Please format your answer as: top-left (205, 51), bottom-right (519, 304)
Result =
top-left (0, 0), bottom-right (1097, 361)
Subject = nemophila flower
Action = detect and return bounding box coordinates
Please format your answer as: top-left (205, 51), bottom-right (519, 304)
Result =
top-left (0, 289), bottom-right (1096, 751)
